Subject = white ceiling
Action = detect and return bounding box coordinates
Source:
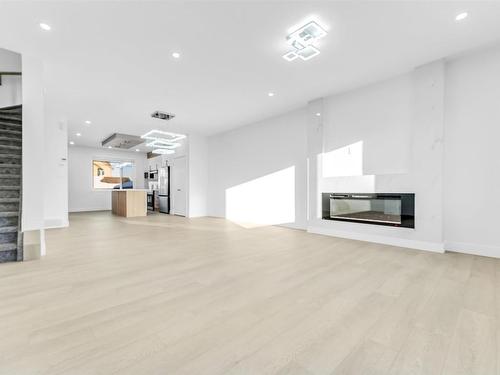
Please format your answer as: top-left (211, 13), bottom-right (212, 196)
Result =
top-left (1, 1), bottom-right (500, 148)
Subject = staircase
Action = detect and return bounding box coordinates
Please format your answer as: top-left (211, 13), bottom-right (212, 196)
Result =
top-left (0, 105), bottom-right (22, 263)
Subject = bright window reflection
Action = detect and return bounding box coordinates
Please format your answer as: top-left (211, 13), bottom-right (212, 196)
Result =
top-left (225, 166), bottom-right (295, 228)
top-left (322, 141), bottom-right (363, 177)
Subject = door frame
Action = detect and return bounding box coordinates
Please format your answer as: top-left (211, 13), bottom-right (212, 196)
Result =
top-left (171, 155), bottom-right (188, 217)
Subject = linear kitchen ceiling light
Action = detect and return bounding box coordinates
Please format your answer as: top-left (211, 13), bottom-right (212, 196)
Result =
top-left (152, 148), bottom-right (175, 155)
top-left (141, 130), bottom-right (186, 142)
top-left (283, 20), bottom-right (327, 62)
top-left (146, 139), bottom-right (181, 149)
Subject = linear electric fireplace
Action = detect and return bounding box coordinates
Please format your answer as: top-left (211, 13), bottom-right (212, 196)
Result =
top-left (322, 193), bottom-right (415, 228)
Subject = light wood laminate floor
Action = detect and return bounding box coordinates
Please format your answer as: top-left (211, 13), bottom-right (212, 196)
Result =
top-left (0, 211), bottom-right (498, 374)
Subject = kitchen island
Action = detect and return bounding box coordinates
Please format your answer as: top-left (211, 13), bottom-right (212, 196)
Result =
top-left (111, 189), bottom-right (148, 217)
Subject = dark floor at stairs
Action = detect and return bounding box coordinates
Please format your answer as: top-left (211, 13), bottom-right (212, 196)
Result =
top-left (0, 105), bottom-right (22, 263)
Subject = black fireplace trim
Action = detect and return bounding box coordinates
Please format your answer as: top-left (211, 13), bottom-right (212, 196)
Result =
top-left (322, 193), bottom-right (415, 229)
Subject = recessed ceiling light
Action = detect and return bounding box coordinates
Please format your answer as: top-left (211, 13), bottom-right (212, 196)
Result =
top-left (455, 12), bottom-right (468, 21)
top-left (69, 141), bottom-right (74, 145)
top-left (316, 112), bottom-right (321, 117)
top-left (85, 120), bottom-right (91, 125)
top-left (172, 52), bottom-right (181, 59)
top-left (108, 146), bottom-right (112, 149)
top-left (39, 23), bottom-right (51, 31)
top-left (76, 132), bottom-right (81, 137)
top-left (135, 149), bottom-right (140, 152)
top-left (268, 92), bottom-right (275, 97)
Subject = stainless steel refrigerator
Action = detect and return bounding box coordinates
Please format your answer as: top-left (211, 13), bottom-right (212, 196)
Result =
top-left (158, 165), bottom-right (170, 214)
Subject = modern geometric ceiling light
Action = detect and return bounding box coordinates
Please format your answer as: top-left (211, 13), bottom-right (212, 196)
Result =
top-left (141, 130), bottom-right (186, 143)
top-left (283, 20), bottom-right (327, 62)
top-left (152, 148), bottom-right (175, 155)
top-left (282, 50), bottom-right (299, 62)
top-left (296, 45), bottom-right (320, 61)
top-left (39, 23), bottom-right (51, 31)
top-left (145, 139), bottom-right (181, 149)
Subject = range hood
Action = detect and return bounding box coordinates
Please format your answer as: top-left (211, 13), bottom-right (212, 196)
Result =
top-left (151, 110), bottom-right (175, 121)
top-left (101, 133), bottom-right (143, 149)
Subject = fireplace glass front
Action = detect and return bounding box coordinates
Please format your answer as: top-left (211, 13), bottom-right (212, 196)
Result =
top-left (322, 193), bottom-right (415, 228)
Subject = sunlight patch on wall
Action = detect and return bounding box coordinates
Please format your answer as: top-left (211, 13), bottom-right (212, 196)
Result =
top-left (322, 141), bottom-right (363, 178)
top-left (225, 166), bottom-right (295, 228)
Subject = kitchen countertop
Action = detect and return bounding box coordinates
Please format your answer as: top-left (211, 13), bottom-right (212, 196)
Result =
top-left (114, 189), bottom-right (150, 192)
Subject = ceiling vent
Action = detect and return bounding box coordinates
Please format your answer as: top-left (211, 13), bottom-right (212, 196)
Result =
top-left (101, 133), bottom-right (143, 149)
top-left (151, 111), bottom-right (175, 121)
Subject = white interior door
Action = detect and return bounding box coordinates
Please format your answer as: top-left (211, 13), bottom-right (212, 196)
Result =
top-left (172, 156), bottom-right (187, 216)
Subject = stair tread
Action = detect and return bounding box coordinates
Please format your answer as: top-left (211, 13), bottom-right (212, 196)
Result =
top-left (0, 198), bottom-right (19, 202)
top-left (0, 118), bottom-right (22, 124)
top-left (0, 243), bottom-right (17, 251)
top-left (0, 164), bottom-right (21, 168)
top-left (0, 154), bottom-right (21, 158)
top-left (0, 136), bottom-right (22, 141)
top-left (0, 108), bottom-right (21, 112)
top-left (0, 111), bottom-right (21, 115)
top-left (0, 212), bottom-right (18, 217)
top-left (0, 145), bottom-right (21, 150)
top-left (0, 186), bottom-right (20, 190)
top-left (0, 109), bottom-right (22, 114)
top-left (0, 121), bottom-right (22, 126)
top-left (0, 174), bottom-right (20, 178)
top-left (0, 113), bottom-right (21, 118)
top-left (0, 129), bottom-right (22, 135)
top-left (0, 226), bottom-right (17, 233)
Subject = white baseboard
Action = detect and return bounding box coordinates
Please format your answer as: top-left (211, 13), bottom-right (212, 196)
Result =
top-left (445, 241), bottom-right (500, 258)
top-left (44, 218), bottom-right (69, 229)
top-left (69, 208), bottom-right (111, 213)
top-left (308, 226), bottom-right (444, 253)
top-left (277, 223), bottom-right (307, 231)
top-left (188, 213), bottom-right (208, 218)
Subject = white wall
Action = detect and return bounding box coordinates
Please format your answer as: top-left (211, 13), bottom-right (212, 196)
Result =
top-left (22, 55), bottom-right (46, 232)
top-left (444, 46), bottom-right (500, 257)
top-left (0, 48), bottom-right (22, 108)
top-left (188, 134), bottom-right (208, 218)
top-left (322, 74), bottom-right (412, 176)
top-left (43, 111), bottom-right (69, 228)
top-left (68, 146), bottom-right (147, 212)
top-left (208, 108), bottom-right (308, 229)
